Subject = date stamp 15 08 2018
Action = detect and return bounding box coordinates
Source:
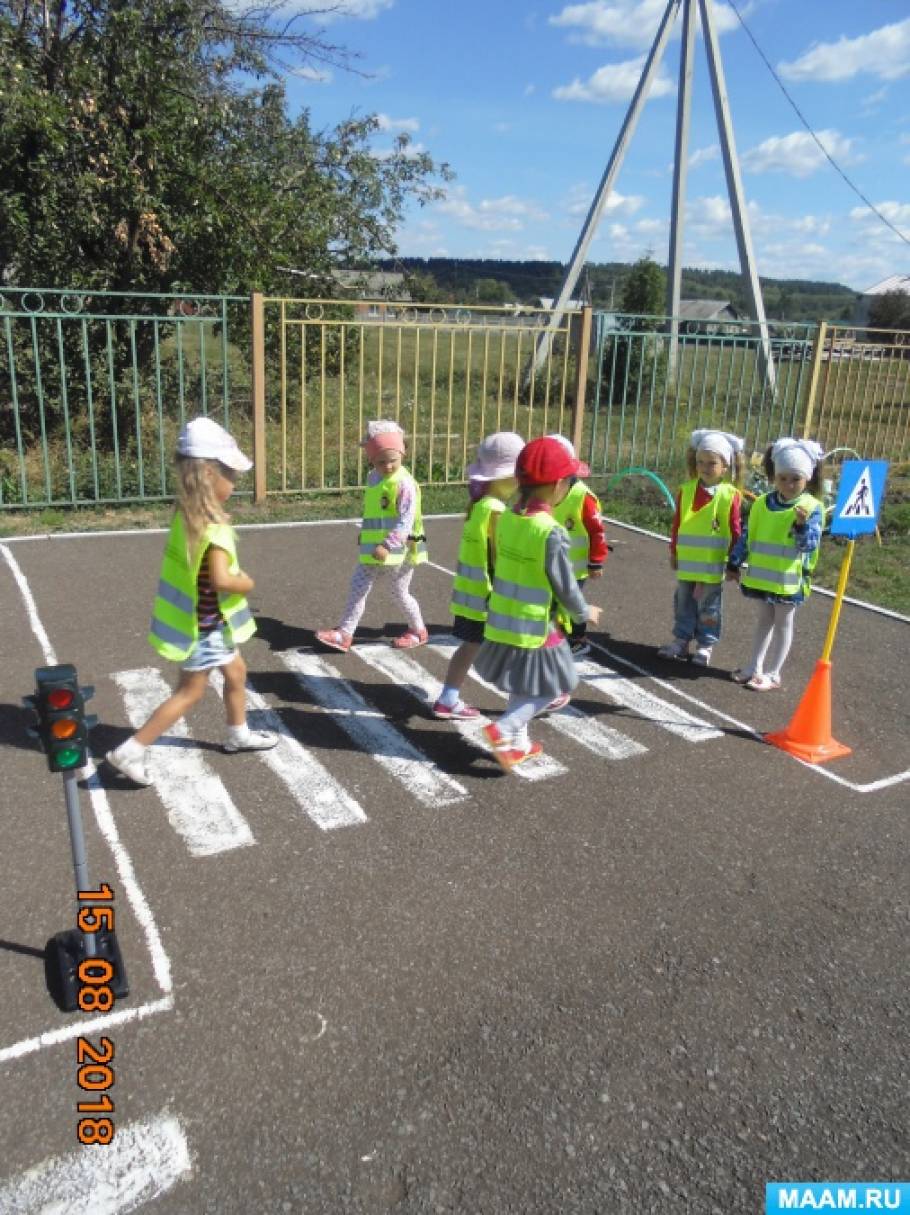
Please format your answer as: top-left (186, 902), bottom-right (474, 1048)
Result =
top-left (75, 882), bottom-right (117, 1146)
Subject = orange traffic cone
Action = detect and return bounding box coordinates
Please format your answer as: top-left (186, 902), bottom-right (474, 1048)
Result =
top-left (765, 659), bottom-right (851, 764)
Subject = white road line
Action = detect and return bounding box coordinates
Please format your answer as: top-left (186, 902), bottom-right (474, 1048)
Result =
top-left (429, 637), bottom-right (646, 764)
top-left (574, 657), bottom-right (722, 742)
top-left (0, 1112), bottom-right (191, 1214)
top-left (112, 668), bottom-right (254, 857)
top-left (280, 649), bottom-right (471, 807)
top-left (0, 996), bottom-right (174, 1066)
top-left (351, 643), bottom-right (564, 782)
top-left (209, 671), bottom-right (367, 830)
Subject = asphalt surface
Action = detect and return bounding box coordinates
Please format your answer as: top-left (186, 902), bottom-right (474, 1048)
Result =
top-left (1, 516), bottom-right (908, 1214)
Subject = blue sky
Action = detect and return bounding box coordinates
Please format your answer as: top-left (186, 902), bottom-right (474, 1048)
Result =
top-left (283, 0), bottom-right (910, 292)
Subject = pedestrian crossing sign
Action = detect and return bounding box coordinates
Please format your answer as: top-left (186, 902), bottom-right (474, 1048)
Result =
top-left (829, 460), bottom-right (889, 537)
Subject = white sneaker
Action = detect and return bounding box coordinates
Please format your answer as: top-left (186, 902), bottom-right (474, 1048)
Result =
top-left (657, 639), bottom-right (690, 660)
top-left (691, 645), bottom-right (713, 667)
top-left (105, 746), bottom-right (152, 787)
top-left (223, 729), bottom-right (279, 754)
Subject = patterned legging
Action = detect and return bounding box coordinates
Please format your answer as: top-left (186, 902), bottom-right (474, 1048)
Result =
top-left (339, 563), bottom-right (425, 636)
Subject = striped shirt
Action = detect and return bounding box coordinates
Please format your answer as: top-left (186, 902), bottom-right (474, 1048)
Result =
top-left (196, 545), bottom-right (224, 632)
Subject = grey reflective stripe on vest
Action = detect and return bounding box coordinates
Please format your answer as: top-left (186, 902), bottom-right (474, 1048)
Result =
top-left (745, 563), bottom-right (801, 587)
top-left (456, 559), bottom-right (486, 582)
top-left (750, 539), bottom-right (799, 559)
top-left (149, 616), bottom-right (193, 649)
top-left (226, 604), bottom-right (253, 630)
top-left (486, 610), bottom-right (549, 638)
top-left (361, 516), bottom-right (388, 530)
top-left (676, 533), bottom-right (728, 550)
top-left (676, 559), bottom-right (725, 575)
top-left (492, 576), bottom-right (551, 607)
top-left (451, 588), bottom-right (488, 613)
top-left (156, 578), bottom-right (195, 615)
top-left (359, 540), bottom-right (405, 555)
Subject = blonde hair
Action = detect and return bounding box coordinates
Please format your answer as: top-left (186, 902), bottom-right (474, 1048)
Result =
top-left (175, 456), bottom-right (230, 564)
top-left (685, 445), bottom-right (745, 487)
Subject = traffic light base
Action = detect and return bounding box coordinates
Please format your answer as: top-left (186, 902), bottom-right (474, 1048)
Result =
top-left (44, 927), bottom-right (130, 1013)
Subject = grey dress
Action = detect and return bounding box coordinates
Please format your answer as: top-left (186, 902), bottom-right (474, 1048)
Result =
top-left (474, 524), bottom-right (591, 698)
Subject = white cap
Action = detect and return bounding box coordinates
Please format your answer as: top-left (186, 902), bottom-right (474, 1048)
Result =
top-left (467, 431), bottom-right (525, 480)
top-left (771, 438), bottom-right (824, 479)
top-left (176, 417), bottom-right (252, 472)
top-left (690, 428), bottom-right (744, 466)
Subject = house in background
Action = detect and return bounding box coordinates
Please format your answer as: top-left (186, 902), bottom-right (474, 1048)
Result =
top-left (676, 299), bottom-right (742, 335)
top-left (854, 274), bottom-right (910, 327)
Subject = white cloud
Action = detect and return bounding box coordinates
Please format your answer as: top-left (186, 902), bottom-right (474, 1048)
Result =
top-left (689, 144), bottom-right (719, 170)
top-left (779, 18), bottom-right (910, 83)
top-left (848, 200), bottom-right (910, 241)
top-left (564, 183), bottom-right (646, 217)
top-left (553, 55), bottom-right (674, 103)
top-left (291, 65), bottom-right (333, 84)
top-left (371, 141), bottom-right (427, 161)
top-left (318, 0), bottom-right (395, 22)
top-left (742, 129), bottom-right (859, 178)
top-left (376, 113), bottom-right (420, 133)
top-left (548, 0), bottom-right (739, 52)
top-left (435, 187), bottom-right (549, 232)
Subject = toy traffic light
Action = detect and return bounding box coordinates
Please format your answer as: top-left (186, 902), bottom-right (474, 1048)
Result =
top-left (26, 665), bottom-right (96, 773)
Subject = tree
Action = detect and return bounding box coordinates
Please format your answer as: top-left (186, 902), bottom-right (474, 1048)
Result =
top-left (619, 254), bottom-right (665, 319)
top-left (0, 0), bottom-right (451, 293)
top-left (867, 290), bottom-right (910, 335)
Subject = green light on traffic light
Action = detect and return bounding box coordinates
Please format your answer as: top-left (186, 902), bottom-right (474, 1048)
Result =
top-left (54, 746), bottom-right (83, 769)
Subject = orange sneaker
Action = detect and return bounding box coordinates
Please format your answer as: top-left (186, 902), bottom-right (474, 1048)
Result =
top-left (315, 627), bottom-right (352, 653)
top-left (392, 627), bottom-right (429, 649)
top-left (481, 723), bottom-right (544, 771)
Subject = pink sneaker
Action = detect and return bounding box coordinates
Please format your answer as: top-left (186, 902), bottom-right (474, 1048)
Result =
top-left (432, 699), bottom-right (481, 720)
top-left (392, 627), bottom-right (428, 649)
top-left (481, 723), bottom-right (544, 771)
top-left (541, 693), bottom-right (571, 714)
top-left (315, 627), bottom-right (352, 653)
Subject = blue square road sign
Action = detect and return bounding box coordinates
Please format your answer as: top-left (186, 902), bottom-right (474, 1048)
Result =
top-left (829, 460), bottom-right (889, 537)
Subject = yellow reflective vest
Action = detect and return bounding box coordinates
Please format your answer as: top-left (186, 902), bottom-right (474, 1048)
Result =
top-left (450, 496), bottom-right (504, 621)
top-left (148, 512), bottom-right (255, 661)
top-left (741, 492), bottom-right (822, 597)
top-left (552, 479), bottom-right (600, 582)
top-left (675, 479), bottom-right (738, 585)
top-left (484, 508), bottom-right (560, 649)
top-left (359, 467), bottom-right (427, 566)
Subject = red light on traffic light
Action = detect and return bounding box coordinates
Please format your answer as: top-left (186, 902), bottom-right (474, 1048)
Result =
top-left (48, 689), bottom-right (75, 710)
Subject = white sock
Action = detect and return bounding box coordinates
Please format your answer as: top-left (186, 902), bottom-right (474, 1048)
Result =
top-left (439, 686), bottom-right (460, 708)
top-left (227, 724), bottom-right (251, 743)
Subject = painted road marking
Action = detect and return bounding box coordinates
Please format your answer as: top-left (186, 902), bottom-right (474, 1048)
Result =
top-left (279, 649), bottom-right (471, 807)
top-left (429, 637), bottom-right (647, 764)
top-left (112, 668), bottom-right (254, 857)
top-left (0, 1113), bottom-right (190, 1213)
top-left (351, 642), bottom-right (568, 781)
top-left (574, 657), bottom-right (723, 743)
top-left (209, 671), bottom-right (367, 830)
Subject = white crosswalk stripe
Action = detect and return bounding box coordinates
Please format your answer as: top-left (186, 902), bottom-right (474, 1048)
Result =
top-left (278, 649), bottom-right (471, 807)
top-left (429, 637), bottom-right (647, 763)
top-left (351, 642), bottom-right (570, 781)
top-left (111, 668), bottom-right (255, 857)
top-left (574, 657), bottom-right (722, 742)
top-left (209, 670), bottom-right (367, 830)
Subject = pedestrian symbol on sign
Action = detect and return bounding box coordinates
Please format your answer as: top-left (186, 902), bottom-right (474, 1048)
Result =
top-left (841, 466), bottom-right (874, 518)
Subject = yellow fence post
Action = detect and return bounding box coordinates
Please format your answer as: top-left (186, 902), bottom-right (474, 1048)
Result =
top-left (801, 319), bottom-right (828, 440)
top-left (250, 292), bottom-right (267, 503)
top-left (571, 305), bottom-right (593, 455)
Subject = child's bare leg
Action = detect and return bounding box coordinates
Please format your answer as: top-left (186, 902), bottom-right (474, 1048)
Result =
top-left (220, 653), bottom-right (248, 726)
top-left (443, 640), bottom-right (480, 693)
top-left (132, 669), bottom-right (210, 746)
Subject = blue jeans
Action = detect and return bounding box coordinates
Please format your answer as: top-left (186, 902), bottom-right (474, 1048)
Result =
top-left (672, 581), bottom-right (723, 646)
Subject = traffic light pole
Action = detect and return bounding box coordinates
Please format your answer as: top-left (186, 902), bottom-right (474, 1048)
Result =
top-left (63, 770), bottom-right (97, 960)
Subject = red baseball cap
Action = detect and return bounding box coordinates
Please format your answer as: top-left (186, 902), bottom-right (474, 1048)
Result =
top-left (516, 436), bottom-right (589, 486)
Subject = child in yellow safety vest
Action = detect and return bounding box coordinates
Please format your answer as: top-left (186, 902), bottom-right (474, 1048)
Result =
top-left (547, 433), bottom-right (608, 657)
top-left (315, 420), bottom-right (428, 653)
top-left (657, 428), bottom-right (745, 668)
top-left (726, 438), bottom-right (825, 692)
top-left (474, 436), bottom-right (602, 772)
top-left (105, 417), bottom-right (277, 786)
top-left (432, 431), bottom-right (525, 720)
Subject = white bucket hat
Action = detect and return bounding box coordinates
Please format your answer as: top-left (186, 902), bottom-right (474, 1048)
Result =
top-left (467, 431), bottom-right (525, 481)
top-left (771, 438), bottom-right (824, 479)
top-left (176, 417), bottom-right (253, 472)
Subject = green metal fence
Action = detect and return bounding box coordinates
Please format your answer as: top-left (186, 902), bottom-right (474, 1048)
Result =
top-left (0, 288), bottom-right (248, 508)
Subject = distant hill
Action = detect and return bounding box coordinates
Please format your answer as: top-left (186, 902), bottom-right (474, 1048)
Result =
top-left (381, 257), bottom-right (858, 325)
